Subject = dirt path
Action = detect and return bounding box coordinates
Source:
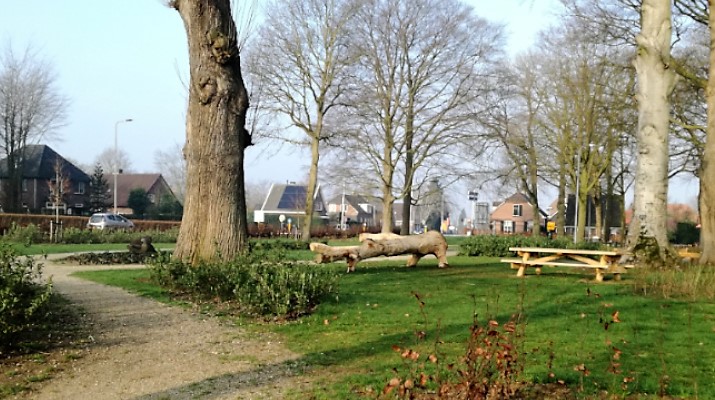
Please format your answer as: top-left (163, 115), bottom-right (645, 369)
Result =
top-left (25, 257), bottom-right (307, 400)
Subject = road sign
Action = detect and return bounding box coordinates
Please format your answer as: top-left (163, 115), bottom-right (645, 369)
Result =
top-left (468, 191), bottom-right (479, 201)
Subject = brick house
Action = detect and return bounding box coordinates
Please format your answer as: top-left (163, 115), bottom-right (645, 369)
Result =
top-left (105, 173), bottom-right (179, 215)
top-left (0, 144), bottom-right (91, 215)
top-left (490, 193), bottom-right (541, 234)
top-left (325, 194), bottom-right (379, 228)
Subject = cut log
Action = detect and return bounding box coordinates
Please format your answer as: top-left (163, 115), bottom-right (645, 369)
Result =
top-left (358, 232), bottom-right (402, 242)
top-left (310, 231), bottom-right (449, 272)
top-left (309, 243), bottom-right (359, 264)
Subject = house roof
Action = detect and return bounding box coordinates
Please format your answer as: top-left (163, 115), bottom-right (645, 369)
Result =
top-left (326, 194), bottom-right (378, 220)
top-left (0, 144), bottom-right (90, 182)
top-left (259, 183), bottom-right (327, 216)
top-left (104, 173), bottom-right (176, 207)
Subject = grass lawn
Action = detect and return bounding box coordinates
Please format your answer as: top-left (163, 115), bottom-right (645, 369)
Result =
top-left (71, 254), bottom-right (715, 399)
top-left (9, 242), bottom-right (176, 256)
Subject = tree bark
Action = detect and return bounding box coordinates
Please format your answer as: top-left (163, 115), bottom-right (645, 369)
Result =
top-left (310, 231), bottom-right (449, 272)
top-left (627, 0), bottom-right (675, 257)
top-left (172, 0), bottom-right (251, 265)
top-left (302, 133), bottom-right (320, 240)
top-left (699, 0), bottom-right (715, 264)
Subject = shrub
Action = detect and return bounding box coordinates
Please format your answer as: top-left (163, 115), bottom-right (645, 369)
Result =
top-left (0, 243), bottom-right (52, 348)
top-left (5, 223), bottom-right (45, 246)
top-left (148, 250), bottom-right (340, 319)
top-left (459, 235), bottom-right (600, 258)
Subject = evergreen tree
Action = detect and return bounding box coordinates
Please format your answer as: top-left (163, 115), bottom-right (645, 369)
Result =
top-left (128, 188), bottom-right (150, 218)
top-left (89, 164), bottom-right (109, 213)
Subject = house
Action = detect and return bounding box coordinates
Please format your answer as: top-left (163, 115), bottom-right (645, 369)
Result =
top-left (325, 194), bottom-right (379, 228)
top-left (490, 193), bottom-right (541, 234)
top-left (0, 144), bottom-right (90, 215)
top-left (253, 183), bottom-right (328, 227)
top-left (557, 194), bottom-right (623, 240)
top-left (105, 173), bottom-right (179, 215)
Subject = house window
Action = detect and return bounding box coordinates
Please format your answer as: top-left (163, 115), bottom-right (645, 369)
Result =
top-left (75, 182), bottom-right (85, 194)
top-left (512, 204), bottom-right (523, 217)
top-left (22, 180), bottom-right (28, 192)
top-left (148, 194), bottom-right (156, 203)
top-left (503, 220), bottom-right (513, 234)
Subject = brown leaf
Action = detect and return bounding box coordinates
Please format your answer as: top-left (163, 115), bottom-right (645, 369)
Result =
top-left (428, 354), bottom-right (438, 363)
top-left (612, 310), bottom-right (621, 323)
top-left (404, 379), bottom-right (414, 389)
top-left (420, 373), bottom-right (429, 386)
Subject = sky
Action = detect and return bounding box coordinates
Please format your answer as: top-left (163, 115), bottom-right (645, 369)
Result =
top-left (0, 0), bottom-right (700, 209)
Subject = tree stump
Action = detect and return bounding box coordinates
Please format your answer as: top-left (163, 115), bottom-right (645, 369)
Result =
top-left (310, 231), bottom-right (449, 272)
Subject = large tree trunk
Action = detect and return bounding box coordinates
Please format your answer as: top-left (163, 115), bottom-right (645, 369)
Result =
top-left (699, 1), bottom-right (715, 264)
top-left (626, 0), bottom-right (675, 258)
top-left (172, 0), bottom-right (251, 265)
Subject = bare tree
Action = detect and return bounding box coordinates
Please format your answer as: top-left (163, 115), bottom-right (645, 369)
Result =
top-left (154, 142), bottom-right (186, 203)
top-left (247, 0), bottom-right (357, 240)
top-left (170, 0), bottom-right (252, 264)
top-left (627, 0), bottom-right (676, 257)
top-left (47, 158), bottom-right (70, 241)
top-left (0, 43), bottom-right (68, 212)
top-left (339, 0), bottom-right (503, 233)
top-left (94, 147), bottom-right (134, 176)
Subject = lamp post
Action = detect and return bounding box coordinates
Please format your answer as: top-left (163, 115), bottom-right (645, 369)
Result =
top-left (113, 118), bottom-right (133, 214)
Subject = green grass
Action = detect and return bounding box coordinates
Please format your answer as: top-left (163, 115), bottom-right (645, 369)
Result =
top-left (9, 242), bottom-right (175, 256)
top-left (70, 255), bottom-right (715, 399)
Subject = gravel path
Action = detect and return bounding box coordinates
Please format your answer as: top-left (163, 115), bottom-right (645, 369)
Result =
top-left (27, 257), bottom-right (306, 400)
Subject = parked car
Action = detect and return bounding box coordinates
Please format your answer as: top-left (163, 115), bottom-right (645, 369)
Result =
top-left (87, 213), bottom-right (135, 230)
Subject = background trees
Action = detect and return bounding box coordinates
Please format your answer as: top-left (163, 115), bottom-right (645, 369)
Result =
top-left (0, 43), bottom-right (68, 212)
top-left (248, 0), bottom-right (357, 240)
top-left (317, 0), bottom-right (504, 233)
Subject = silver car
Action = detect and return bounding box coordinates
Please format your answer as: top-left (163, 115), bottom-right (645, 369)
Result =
top-left (87, 213), bottom-right (135, 230)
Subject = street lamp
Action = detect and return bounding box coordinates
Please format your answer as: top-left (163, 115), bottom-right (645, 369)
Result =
top-left (113, 118), bottom-right (133, 214)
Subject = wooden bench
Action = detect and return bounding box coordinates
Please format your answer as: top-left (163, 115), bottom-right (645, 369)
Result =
top-left (676, 248), bottom-right (700, 262)
top-left (502, 247), bottom-right (632, 282)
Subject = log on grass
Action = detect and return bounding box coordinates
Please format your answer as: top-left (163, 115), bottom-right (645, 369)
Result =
top-left (309, 243), bottom-right (359, 264)
top-left (310, 231), bottom-right (449, 272)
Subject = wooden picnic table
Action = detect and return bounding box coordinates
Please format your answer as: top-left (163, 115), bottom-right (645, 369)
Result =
top-left (501, 247), bottom-right (631, 282)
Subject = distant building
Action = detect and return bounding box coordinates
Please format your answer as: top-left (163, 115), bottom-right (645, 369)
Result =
top-left (254, 183), bottom-right (328, 227)
top-left (490, 193), bottom-right (542, 234)
top-left (0, 144), bottom-right (90, 215)
top-left (325, 194), bottom-right (378, 228)
top-left (104, 173), bottom-right (179, 215)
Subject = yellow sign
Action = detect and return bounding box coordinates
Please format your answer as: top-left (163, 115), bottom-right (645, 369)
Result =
top-left (546, 221), bottom-right (556, 231)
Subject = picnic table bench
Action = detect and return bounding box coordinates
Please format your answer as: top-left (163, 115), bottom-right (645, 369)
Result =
top-left (501, 247), bottom-right (632, 282)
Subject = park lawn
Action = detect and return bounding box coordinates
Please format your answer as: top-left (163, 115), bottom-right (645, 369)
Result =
top-left (72, 255), bottom-right (715, 399)
top-left (9, 242), bottom-right (176, 256)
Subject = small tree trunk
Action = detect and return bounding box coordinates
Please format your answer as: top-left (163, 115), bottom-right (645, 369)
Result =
top-left (172, 0), bottom-right (251, 265)
top-left (302, 135), bottom-right (320, 240)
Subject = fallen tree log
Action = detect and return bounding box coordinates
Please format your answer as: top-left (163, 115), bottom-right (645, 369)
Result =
top-left (310, 231), bottom-right (449, 272)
